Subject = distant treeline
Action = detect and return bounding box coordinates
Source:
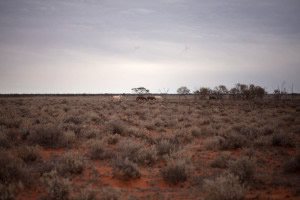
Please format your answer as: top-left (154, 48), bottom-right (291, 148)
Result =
top-left (0, 93), bottom-right (298, 98)
top-left (0, 83), bottom-right (298, 99)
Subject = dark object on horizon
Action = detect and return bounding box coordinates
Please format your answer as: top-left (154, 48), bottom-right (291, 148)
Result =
top-left (147, 97), bottom-right (156, 100)
top-left (136, 96), bottom-right (148, 101)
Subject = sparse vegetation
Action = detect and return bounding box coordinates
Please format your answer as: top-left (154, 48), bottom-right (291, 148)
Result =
top-left (210, 152), bottom-right (232, 168)
top-left (41, 170), bottom-right (71, 200)
top-left (87, 139), bottom-right (110, 160)
top-left (204, 172), bottom-right (248, 200)
top-left (100, 187), bottom-right (121, 200)
top-left (228, 156), bottom-right (256, 183)
top-left (0, 94), bottom-right (299, 199)
top-left (156, 139), bottom-right (179, 156)
top-left (161, 151), bottom-right (193, 185)
top-left (271, 132), bottom-right (296, 147)
top-left (283, 154), bottom-right (300, 173)
top-left (111, 156), bottom-right (141, 180)
top-left (15, 145), bottom-right (41, 163)
top-left (60, 151), bottom-right (85, 174)
top-left (28, 126), bottom-right (68, 148)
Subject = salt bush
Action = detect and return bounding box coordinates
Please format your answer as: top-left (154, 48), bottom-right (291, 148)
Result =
top-left (41, 170), bottom-right (71, 200)
top-left (228, 156), bottom-right (256, 183)
top-left (60, 151), bottom-right (85, 174)
top-left (204, 172), bottom-right (247, 200)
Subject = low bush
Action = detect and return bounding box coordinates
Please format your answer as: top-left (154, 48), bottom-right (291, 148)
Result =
top-left (174, 129), bottom-right (193, 143)
top-left (37, 159), bottom-right (59, 176)
top-left (241, 148), bottom-right (256, 159)
top-left (116, 139), bottom-right (157, 166)
top-left (15, 145), bottom-right (41, 163)
top-left (253, 136), bottom-right (271, 149)
top-left (41, 170), bottom-right (71, 200)
top-left (111, 156), bottom-right (141, 180)
top-left (271, 132), bottom-right (296, 147)
top-left (71, 189), bottom-right (97, 200)
top-left (161, 157), bottom-right (193, 185)
top-left (220, 133), bottom-right (248, 150)
top-left (60, 151), bottom-right (85, 174)
top-left (0, 129), bottom-right (9, 148)
top-left (117, 139), bottom-right (143, 158)
top-left (126, 127), bottom-right (147, 138)
top-left (156, 139), bottom-right (179, 156)
top-left (228, 156), bottom-right (256, 184)
top-left (28, 126), bottom-right (67, 149)
top-left (64, 116), bottom-right (82, 125)
top-left (283, 154), bottom-right (300, 173)
top-left (105, 134), bottom-right (120, 144)
top-left (190, 127), bottom-right (202, 138)
top-left (0, 183), bottom-right (15, 200)
top-left (100, 187), bottom-right (121, 200)
top-left (203, 172), bottom-right (247, 200)
top-left (210, 152), bottom-right (232, 168)
top-left (237, 126), bottom-right (259, 140)
top-left (0, 118), bottom-right (21, 129)
top-left (135, 145), bottom-right (158, 166)
top-left (0, 150), bottom-right (32, 187)
top-left (62, 124), bottom-right (83, 138)
top-left (62, 131), bottom-right (76, 147)
top-left (105, 120), bottom-right (127, 135)
top-left (202, 136), bottom-right (225, 150)
top-left (87, 139), bottom-right (110, 160)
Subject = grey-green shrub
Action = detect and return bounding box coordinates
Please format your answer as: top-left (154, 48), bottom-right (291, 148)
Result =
top-left (283, 154), bottom-right (300, 173)
top-left (228, 156), bottom-right (256, 183)
top-left (15, 145), bottom-right (41, 163)
top-left (203, 172), bottom-right (247, 200)
top-left (161, 153), bottom-right (193, 185)
top-left (87, 139), bottom-right (110, 160)
top-left (0, 183), bottom-right (15, 200)
top-left (0, 150), bottom-right (31, 186)
top-left (111, 156), bottom-right (141, 180)
top-left (135, 145), bottom-right (158, 166)
top-left (60, 151), bottom-right (85, 174)
top-left (156, 139), bottom-right (179, 156)
top-left (100, 187), bottom-right (121, 200)
top-left (28, 126), bottom-right (66, 149)
top-left (71, 189), bottom-right (97, 200)
top-left (41, 170), bottom-right (71, 200)
top-left (210, 152), bottom-right (232, 168)
top-left (271, 132), bottom-right (296, 147)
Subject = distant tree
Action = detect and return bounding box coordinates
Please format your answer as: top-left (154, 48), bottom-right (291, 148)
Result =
top-left (230, 83), bottom-right (266, 100)
top-left (177, 86), bottom-right (190, 98)
top-left (253, 86), bottom-right (266, 99)
top-left (131, 87), bottom-right (149, 96)
top-left (213, 85), bottom-right (228, 99)
top-left (274, 82), bottom-right (288, 100)
top-left (232, 83), bottom-right (249, 99)
top-left (230, 87), bottom-right (239, 99)
top-left (194, 87), bottom-right (211, 99)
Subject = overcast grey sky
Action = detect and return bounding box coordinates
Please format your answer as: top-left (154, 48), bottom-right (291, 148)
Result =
top-left (0, 0), bottom-right (299, 93)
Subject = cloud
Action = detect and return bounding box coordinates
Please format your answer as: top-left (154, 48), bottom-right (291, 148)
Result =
top-left (0, 0), bottom-right (300, 93)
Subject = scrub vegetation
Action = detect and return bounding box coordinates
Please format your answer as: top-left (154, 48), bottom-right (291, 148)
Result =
top-left (0, 93), bottom-right (299, 199)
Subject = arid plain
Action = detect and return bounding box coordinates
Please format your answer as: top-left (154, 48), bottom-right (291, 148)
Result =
top-left (0, 96), bottom-right (299, 200)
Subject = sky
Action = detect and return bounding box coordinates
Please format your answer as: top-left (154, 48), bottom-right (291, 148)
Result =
top-left (0, 0), bottom-right (300, 94)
